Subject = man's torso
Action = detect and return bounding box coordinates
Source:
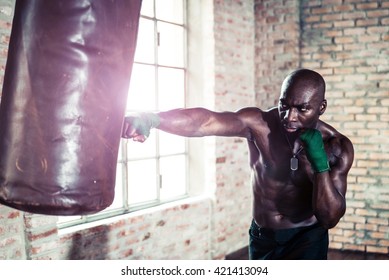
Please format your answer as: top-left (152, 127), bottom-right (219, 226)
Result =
top-left (247, 108), bottom-right (342, 229)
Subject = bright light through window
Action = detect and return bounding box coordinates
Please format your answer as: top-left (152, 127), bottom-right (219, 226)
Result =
top-left (58, 0), bottom-right (187, 228)
top-left (124, 0), bottom-right (187, 207)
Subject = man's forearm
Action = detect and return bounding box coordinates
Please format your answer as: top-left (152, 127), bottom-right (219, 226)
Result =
top-left (312, 172), bottom-right (346, 229)
top-left (157, 108), bottom-right (213, 137)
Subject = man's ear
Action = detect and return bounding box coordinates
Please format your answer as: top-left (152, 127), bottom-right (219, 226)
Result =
top-left (319, 99), bottom-right (327, 115)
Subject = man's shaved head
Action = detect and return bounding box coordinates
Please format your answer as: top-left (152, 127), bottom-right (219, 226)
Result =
top-left (281, 69), bottom-right (326, 102)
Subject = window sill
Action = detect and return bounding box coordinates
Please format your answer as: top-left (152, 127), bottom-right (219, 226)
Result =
top-left (58, 194), bottom-right (213, 236)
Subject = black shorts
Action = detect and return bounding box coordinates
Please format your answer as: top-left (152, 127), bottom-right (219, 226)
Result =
top-left (249, 220), bottom-right (329, 260)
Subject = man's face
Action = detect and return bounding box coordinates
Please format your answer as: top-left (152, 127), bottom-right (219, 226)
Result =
top-left (278, 79), bottom-right (326, 134)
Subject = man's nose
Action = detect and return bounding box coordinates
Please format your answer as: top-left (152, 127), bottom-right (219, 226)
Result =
top-left (285, 108), bottom-right (298, 122)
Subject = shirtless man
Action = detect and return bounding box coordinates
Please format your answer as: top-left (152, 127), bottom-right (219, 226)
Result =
top-left (121, 69), bottom-right (354, 259)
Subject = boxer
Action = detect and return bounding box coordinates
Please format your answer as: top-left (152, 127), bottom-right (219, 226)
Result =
top-left (122, 69), bottom-right (354, 259)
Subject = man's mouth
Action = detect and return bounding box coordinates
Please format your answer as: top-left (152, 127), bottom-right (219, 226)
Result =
top-left (283, 124), bottom-right (299, 133)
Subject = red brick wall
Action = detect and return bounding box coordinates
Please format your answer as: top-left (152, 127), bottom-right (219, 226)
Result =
top-left (254, 0), bottom-right (301, 109)
top-left (212, 0), bottom-right (255, 258)
top-left (0, 207), bottom-right (26, 259)
top-left (1, 0), bottom-right (388, 259)
top-left (0, 0), bottom-right (12, 92)
top-left (56, 200), bottom-right (211, 260)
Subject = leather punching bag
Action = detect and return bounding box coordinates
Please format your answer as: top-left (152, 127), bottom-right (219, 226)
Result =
top-left (0, 0), bottom-right (142, 215)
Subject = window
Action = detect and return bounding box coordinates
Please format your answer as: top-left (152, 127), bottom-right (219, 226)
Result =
top-left (58, 0), bottom-right (188, 228)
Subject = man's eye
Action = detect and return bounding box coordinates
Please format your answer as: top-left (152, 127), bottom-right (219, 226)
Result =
top-left (299, 107), bottom-right (308, 112)
top-left (280, 103), bottom-right (288, 109)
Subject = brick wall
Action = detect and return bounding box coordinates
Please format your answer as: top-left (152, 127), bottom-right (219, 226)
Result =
top-left (56, 200), bottom-right (211, 260)
top-left (212, 0), bottom-right (255, 259)
top-left (254, 0), bottom-right (301, 109)
top-left (0, 0), bottom-right (12, 93)
top-left (1, 0), bottom-right (388, 259)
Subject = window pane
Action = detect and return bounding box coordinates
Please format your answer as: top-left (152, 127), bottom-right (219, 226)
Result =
top-left (127, 159), bottom-right (158, 204)
top-left (127, 64), bottom-right (156, 111)
top-left (140, 0), bottom-right (154, 18)
top-left (157, 22), bottom-right (184, 67)
top-left (158, 67), bottom-right (185, 110)
top-left (117, 141), bottom-right (125, 161)
top-left (159, 131), bottom-right (185, 155)
top-left (126, 132), bottom-right (157, 159)
top-left (134, 18), bottom-right (155, 64)
top-left (159, 155), bottom-right (186, 200)
top-left (156, 0), bottom-right (184, 24)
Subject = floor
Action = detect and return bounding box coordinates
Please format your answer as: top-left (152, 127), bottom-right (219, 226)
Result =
top-left (327, 249), bottom-right (389, 260)
top-left (225, 246), bottom-right (389, 260)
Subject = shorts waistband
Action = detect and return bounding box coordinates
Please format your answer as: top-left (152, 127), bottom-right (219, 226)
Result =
top-left (250, 219), bottom-right (321, 241)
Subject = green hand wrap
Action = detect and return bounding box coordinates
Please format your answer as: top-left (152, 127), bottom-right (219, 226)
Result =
top-left (299, 128), bottom-right (330, 173)
top-left (135, 112), bottom-right (160, 137)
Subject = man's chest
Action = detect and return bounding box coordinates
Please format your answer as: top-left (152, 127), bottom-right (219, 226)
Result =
top-left (250, 134), bottom-right (315, 184)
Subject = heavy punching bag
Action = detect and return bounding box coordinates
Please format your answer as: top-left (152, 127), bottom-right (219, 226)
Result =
top-left (0, 0), bottom-right (142, 215)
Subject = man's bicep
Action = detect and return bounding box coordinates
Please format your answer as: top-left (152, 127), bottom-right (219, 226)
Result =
top-left (209, 111), bottom-right (252, 138)
top-left (197, 107), bottom-right (262, 138)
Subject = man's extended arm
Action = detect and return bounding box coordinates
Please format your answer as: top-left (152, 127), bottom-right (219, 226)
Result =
top-left (122, 107), bottom-right (260, 141)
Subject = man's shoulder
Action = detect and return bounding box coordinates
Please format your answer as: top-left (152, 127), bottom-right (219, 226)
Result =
top-left (319, 121), bottom-right (351, 142)
top-left (237, 106), bottom-right (278, 123)
top-left (237, 106), bottom-right (277, 113)
top-left (319, 121), bottom-right (354, 158)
